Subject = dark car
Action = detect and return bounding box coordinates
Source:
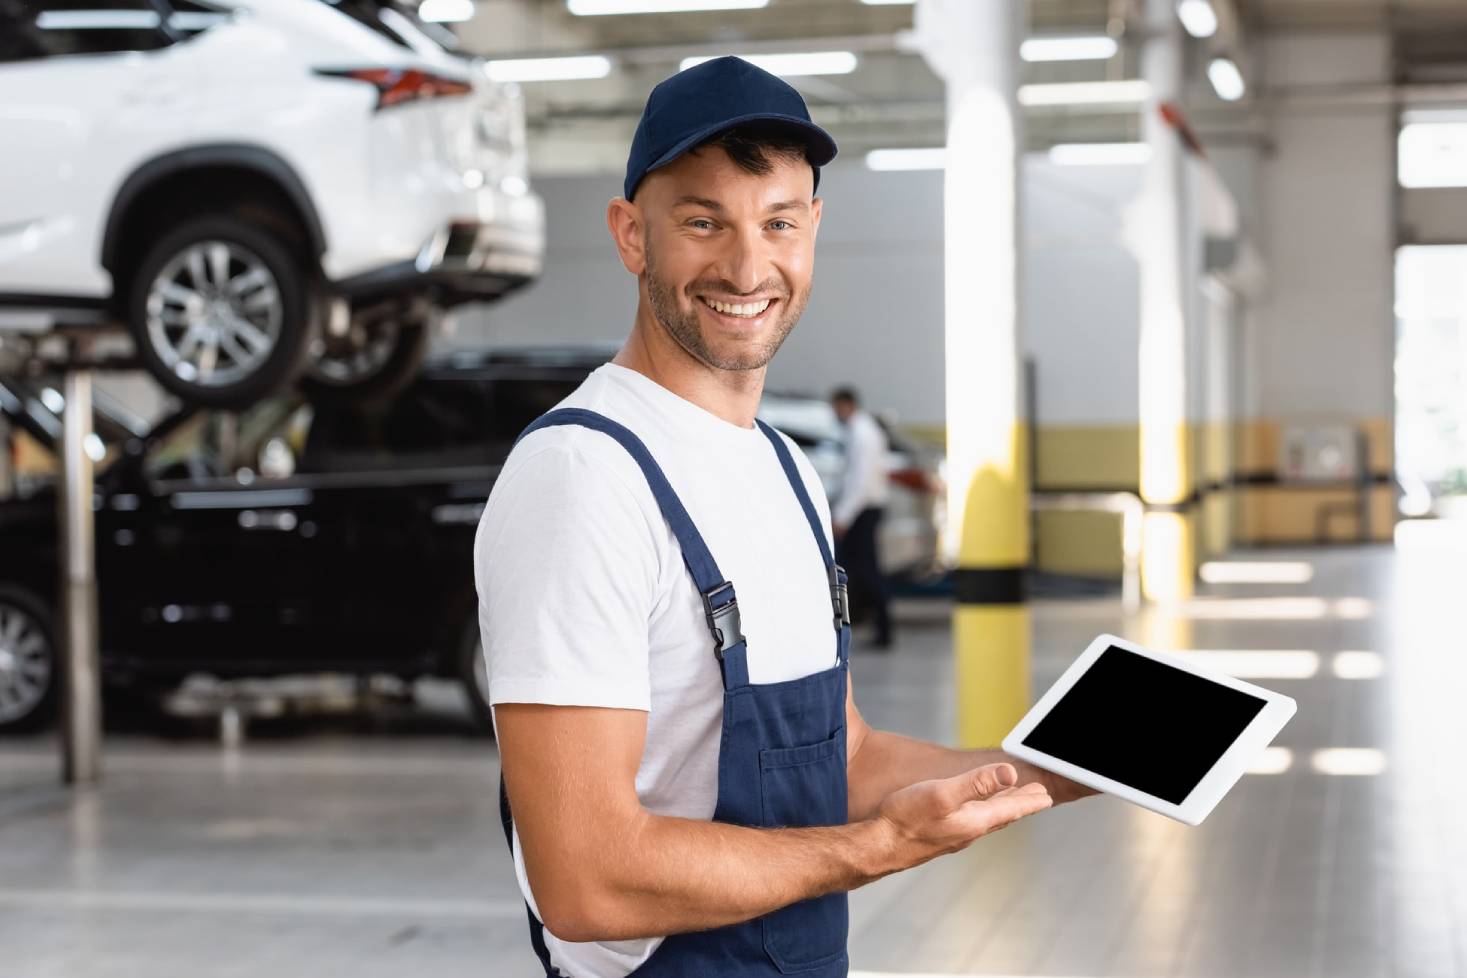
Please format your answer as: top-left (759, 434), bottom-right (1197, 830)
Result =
top-left (0, 347), bottom-right (604, 732)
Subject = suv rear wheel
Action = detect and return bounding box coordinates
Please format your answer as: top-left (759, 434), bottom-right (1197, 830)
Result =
top-left (128, 215), bottom-right (319, 408)
top-left (0, 586), bottom-right (55, 733)
top-left (300, 316), bottom-right (430, 405)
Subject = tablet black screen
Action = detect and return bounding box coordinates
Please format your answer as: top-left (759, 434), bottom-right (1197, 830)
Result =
top-left (1021, 646), bottom-right (1267, 804)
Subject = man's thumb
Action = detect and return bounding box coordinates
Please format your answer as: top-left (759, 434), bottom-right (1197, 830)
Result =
top-left (966, 762), bottom-right (1018, 800)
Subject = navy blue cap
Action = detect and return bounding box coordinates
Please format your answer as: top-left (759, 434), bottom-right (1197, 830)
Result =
top-left (623, 55), bottom-right (838, 201)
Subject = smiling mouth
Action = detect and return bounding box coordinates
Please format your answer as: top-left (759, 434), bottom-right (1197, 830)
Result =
top-left (698, 295), bottom-right (778, 320)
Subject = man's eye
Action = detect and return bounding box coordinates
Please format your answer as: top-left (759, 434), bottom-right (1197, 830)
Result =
top-left (690, 219), bottom-right (716, 230)
top-left (769, 220), bottom-right (793, 231)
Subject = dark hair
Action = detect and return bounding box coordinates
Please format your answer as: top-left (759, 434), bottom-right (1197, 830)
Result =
top-left (692, 122), bottom-right (815, 182)
top-left (830, 387), bottom-right (859, 405)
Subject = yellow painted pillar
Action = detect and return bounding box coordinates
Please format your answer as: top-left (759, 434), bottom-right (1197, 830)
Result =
top-left (1136, 0), bottom-right (1196, 602)
top-left (914, 0), bottom-right (1029, 748)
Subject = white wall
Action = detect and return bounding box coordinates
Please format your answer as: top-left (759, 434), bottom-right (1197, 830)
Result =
top-left (1250, 32), bottom-right (1396, 420)
top-left (1022, 159), bottom-right (1143, 426)
top-left (451, 164), bottom-right (949, 427)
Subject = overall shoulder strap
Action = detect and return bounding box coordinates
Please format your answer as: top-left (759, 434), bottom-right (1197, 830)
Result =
top-left (755, 420), bottom-right (852, 639)
top-left (516, 408), bottom-right (745, 658)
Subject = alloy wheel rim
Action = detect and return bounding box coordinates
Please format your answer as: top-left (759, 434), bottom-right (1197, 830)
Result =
top-left (145, 240), bottom-right (283, 388)
top-left (309, 319), bottom-right (402, 386)
top-left (0, 602), bottom-right (51, 724)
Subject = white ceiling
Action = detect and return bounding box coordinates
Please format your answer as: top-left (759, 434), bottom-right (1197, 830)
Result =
top-left (442, 0), bottom-right (1467, 173)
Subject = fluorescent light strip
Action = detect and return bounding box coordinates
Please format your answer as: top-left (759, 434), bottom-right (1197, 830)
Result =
top-left (484, 55), bottom-right (612, 83)
top-left (37, 9), bottom-right (161, 28)
top-left (680, 51), bottom-right (857, 76)
top-left (1332, 651), bottom-right (1384, 679)
top-left (1247, 747), bottom-right (1293, 775)
top-left (1208, 56), bottom-right (1246, 101)
top-left (1199, 561), bottom-right (1313, 584)
top-left (1176, 650), bottom-right (1320, 680)
top-left (1018, 79), bottom-right (1151, 107)
top-left (1177, 0), bottom-right (1219, 38)
top-left (418, 0), bottom-right (475, 22)
top-left (569, 0), bottom-right (767, 13)
top-left (1175, 597), bottom-right (1374, 620)
top-left (1311, 748), bottom-right (1387, 776)
top-left (857, 0), bottom-right (915, 4)
top-left (865, 148), bottom-right (945, 171)
top-left (1020, 36), bottom-right (1118, 63)
top-left (1048, 142), bottom-right (1151, 165)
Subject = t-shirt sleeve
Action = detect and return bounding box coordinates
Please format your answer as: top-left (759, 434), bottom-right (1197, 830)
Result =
top-left (473, 440), bottom-right (660, 711)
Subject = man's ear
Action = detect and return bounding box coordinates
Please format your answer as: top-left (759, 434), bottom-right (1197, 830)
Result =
top-left (811, 195), bottom-right (823, 240)
top-left (606, 197), bottom-right (646, 276)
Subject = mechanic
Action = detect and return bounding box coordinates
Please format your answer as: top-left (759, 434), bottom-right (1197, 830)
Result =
top-left (474, 56), bottom-right (1092, 978)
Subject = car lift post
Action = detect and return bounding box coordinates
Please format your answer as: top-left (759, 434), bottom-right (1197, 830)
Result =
top-left (59, 345), bottom-right (102, 786)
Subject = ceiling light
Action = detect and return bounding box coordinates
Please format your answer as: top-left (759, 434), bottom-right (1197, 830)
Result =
top-left (1017, 79), bottom-right (1151, 106)
top-left (484, 55), bottom-right (612, 83)
top-left (1020, 36), bottom-right (1118, 62)
top-left (859, 0), bottom-right (915, 4)
top-left (1199, 561), bottom-right (1314, 584)
top-left (1048, 142), bottom-right (1151, 165)
top-left (1208, 56), bottom-right (1246, 101)
top-left (680, 51), bottom-right (857, 76)
top-left (569, 0), bottom-right (767, 13)
top-left (418, 0), bottom-right (474, 22)
top-left (865, 148), bottom-right (946, 171)
top-left (1177, 0), bottom-right (1218, 38)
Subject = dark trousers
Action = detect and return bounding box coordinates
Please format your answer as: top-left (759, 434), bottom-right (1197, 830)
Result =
top-left (836, 506), bottom-right (892, 646)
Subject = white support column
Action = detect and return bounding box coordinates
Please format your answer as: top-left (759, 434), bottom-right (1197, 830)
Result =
top-left (1136, 0), bottom-right (1196, 601)
top-left (60, 364), bottom-right (102, 785)
top-left (914, 0), bottom-right (1029, 747)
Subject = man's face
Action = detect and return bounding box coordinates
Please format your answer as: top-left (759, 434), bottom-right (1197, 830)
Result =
top-left (634, 146), bottom-right (822, 372)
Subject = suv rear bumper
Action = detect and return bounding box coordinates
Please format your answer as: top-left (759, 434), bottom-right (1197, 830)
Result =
top-left (335, 193), bottom-right (545, 308)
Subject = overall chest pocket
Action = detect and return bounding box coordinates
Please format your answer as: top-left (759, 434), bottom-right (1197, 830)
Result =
top-left (758, 729), bottom-right (849, 973)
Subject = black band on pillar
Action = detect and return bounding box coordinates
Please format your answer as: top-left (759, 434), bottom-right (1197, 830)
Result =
top-left (953, 566), bottom-right (1027, 605)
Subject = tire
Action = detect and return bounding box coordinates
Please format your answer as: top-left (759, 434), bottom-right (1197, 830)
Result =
top-left (127, 214), bottom-right (320, 409)
top-left (0, 586), bottom-right (57, 733)
top-left (458, 614), bottom-right (494, 734)
top-left (299, 317), bottom-right (430, 406)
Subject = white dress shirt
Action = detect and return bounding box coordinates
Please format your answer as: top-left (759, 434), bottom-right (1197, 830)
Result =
top-left (832, 407), bottom-right (890, 528)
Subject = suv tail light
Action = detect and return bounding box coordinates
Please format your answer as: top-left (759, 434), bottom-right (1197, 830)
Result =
top-left (316, 67), bottom-right (472, 110)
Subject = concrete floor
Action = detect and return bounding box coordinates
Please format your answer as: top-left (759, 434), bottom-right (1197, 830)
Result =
top-left (2, 539), bottom-right (1464, 977)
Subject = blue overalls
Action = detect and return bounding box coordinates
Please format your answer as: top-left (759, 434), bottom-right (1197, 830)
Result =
top-left (498, 407), bottom-right (853, 978)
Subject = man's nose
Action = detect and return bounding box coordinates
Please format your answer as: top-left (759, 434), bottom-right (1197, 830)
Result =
top-left (718, 225), bottom-right (772, 294)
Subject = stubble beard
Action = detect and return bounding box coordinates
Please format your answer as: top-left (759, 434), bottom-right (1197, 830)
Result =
top-left (644, 237), bottom-right (809, 372)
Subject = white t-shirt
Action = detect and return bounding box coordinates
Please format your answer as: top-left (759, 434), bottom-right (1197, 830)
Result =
top-left (473, 362), bottom-right (839, 978)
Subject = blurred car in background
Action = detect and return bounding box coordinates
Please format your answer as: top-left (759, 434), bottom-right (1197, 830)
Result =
top-left (0, 0), bottom-right (543, 407)
top-left (0, 351), bottom-right (592, 732)
top-left (0, 347), bottom-right (944, 733)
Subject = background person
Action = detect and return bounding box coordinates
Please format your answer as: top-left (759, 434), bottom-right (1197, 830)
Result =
top-left (831, 386), bottom-right (894, 649)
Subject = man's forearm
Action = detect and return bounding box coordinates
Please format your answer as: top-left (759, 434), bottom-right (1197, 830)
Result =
top-left (546, 811), bottom-right (897, 942)
top-left (847, 728), bottom-right (1079, 821)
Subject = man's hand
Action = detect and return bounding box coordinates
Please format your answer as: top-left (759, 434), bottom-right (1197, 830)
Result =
top-left (873, 762), bottom-right (1052, 873)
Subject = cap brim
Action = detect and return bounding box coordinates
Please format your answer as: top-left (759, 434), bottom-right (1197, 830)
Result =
top-left (642, 111), bottom-right (838, 184)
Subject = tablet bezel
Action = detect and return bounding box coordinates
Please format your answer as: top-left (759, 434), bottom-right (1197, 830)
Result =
top-left (1001, 632), bottom-right (1298, 826)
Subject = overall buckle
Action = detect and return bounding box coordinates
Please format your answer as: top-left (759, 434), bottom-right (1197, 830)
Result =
top-left (829, 564), bottom-right (851, 629)
top-left (701, 581), bottom-right (744, 659)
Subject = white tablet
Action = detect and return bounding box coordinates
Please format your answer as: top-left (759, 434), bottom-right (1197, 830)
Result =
top-left (1002, 633), bottom-right (1297, 825)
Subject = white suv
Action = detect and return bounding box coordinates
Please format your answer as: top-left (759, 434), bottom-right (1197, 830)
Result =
top-left (0, 0), bottom-right (544, 407)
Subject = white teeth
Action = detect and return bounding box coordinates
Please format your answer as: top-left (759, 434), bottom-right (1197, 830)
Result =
top-left (705, 298), bottom-right (772, 317)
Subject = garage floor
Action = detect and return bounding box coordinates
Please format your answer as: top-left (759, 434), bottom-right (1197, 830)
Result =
top-left (1, 540), bottom-right (1463, 978)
